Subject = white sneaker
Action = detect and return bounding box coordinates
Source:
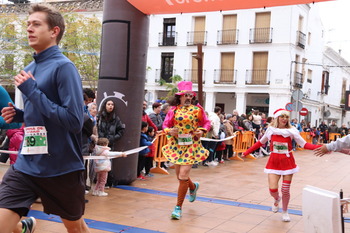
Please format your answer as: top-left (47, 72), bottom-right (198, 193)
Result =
top-left (282, 211), bottom-right (290, 222)
top-left (209, 161), bottom-right (218, 166)
top-left (272, 198), bottom-right (280, 213)
top-left (98, 191), bottom-right (108, 197)
top-left (92, 190), bottom-right (99, 196)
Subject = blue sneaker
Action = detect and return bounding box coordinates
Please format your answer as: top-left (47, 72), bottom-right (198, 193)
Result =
top-left (189, 182), bottom-right (199, 202)
top-left (171, 206), bottom-right (182, 220)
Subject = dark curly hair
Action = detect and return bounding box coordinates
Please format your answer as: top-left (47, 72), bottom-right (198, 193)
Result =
top-left (168, 95), bottom-right (196, 106)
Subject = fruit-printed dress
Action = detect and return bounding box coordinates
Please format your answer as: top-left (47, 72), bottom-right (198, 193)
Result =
top-left (162, 104), bottom-right (211, 165)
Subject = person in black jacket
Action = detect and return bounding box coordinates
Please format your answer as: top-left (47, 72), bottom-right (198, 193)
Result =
top-left (98, 100), bottom-right (125, 148)
top-left (97, 99), bottom-right (125, 186)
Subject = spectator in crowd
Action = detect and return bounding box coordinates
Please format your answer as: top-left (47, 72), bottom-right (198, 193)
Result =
top-left (340, 124), bottom-right (348, 137)
top-left (0, 86), bottom-right (22, 163)
top-left (223, 114), bottom-right (234, 160)
top-left (243, 109), bottom-right (321, 222)
top-left (0, 86), bottom-right (22, 130)
top-left (160, 103), bottom-right (170, 121)
top-left (6, 125), bottom-right (24, 164)
top-left (0, 4), bottom-right (90, 232)
top-left (88, 102), bottom-right (98, 142)
top-left (137, 121), bottom-right (153, 180)
top-left (162, 81), bottom-right (210, 220)
top-left (252, 109), bottom-right (262, 138)
top-left (83, 88), bottom-right (95, 104)
top-left (97, 99), bottom-right (125, 187)
top-left (232, 109), bottom-right (243, 121)
top-left (243, 114), bottom-right (254, 131)
top-left (231, 115), bottom-right (243, 132)
top-left (145, 126), bottom-right (156, 177)
top-left (215, 114), bottom-right (226, 163)
top-left (149, 102), bottom-right (163, 131)
top-left (328, 121), bottom-right (339, 134)
top-left (142, 101), bottom-right (157, 131)
top-left (319, 121), bottom-right (329, 143)
top-left (92, 138), bottom-right (127, 196)
top-left (260, 112), bottom-right (267, 126)
top-left (203, 106), bottom-right (222, 166)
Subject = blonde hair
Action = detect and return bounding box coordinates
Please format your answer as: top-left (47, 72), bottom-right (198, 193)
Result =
top-left (269, 116), bottom-right (292, 128)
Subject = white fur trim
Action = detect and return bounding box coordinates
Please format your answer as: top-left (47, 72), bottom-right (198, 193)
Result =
top-left (273, 110), bottom-right (290, 118)
top-left (265, 127), bottom-right (300, 139)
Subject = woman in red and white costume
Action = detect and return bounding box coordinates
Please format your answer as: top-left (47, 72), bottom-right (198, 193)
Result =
top-left (243, 109), bottom-right (321, 222)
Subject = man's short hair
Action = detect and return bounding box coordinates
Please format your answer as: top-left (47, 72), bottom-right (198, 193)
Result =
top-left (152, 102), bottom-right (161, 110)
top-left (29, 3), bottom-right (65, 44)
top-left (226, 114), bottom-right (233, 120)
top-left (214, 106), bottom-right (221, 113)
top-left (83, 88), bottom-right (96, 99)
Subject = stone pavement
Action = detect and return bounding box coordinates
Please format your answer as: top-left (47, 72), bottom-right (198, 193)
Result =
top-left (1, 150), bottom-right (350, 232)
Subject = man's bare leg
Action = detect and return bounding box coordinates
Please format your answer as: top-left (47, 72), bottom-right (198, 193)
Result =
top-left (61, 217), bottom-right (90, 233)
top-left (0, 208), bottom-right (21, 233)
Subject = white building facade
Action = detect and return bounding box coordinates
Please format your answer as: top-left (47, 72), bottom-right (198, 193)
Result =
top-left (145, 4), bottom-right (350, 127)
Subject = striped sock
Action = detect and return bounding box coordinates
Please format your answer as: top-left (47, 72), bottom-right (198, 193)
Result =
top-left (281, 180), bottom-right (291, 212)
top-left (269, 188), bottom-right (280, 202)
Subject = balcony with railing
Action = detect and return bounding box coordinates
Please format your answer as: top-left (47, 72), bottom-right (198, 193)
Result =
top-left (246, 69), bottom-right (270, 85)
top-left (294, 71), bottom-right (303, 88)
top-left (296, 31), bottom-right (306, 49)
top-left (217, 29), bottom-right (239, 45)
top-left (155, 69), bottom-right (176, 83)
top-left (249, 28), bottom-right (273, 43)
top-left (187, 31), bottom-right (207, 46)
top-left (214, 69), bottom-right (237, 84)
top-left (158, 32), bottom-right (178, 46)
top-left (184, 69), bottom-right (206, 83)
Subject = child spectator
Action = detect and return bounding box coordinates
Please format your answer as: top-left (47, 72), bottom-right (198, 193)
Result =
top-left (216, 122), bottom-right (226, 163)
top-left (93, 138), bottom-right (127, 196)
top-left (145, 126), bottom-right (156, 177)
top-left (6, 125), bottom-right (24, 165)
top-left (137, 121), bottom-right (152, 180)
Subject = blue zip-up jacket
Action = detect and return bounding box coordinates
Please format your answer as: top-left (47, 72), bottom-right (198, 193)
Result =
top-left (12, 45), bottom-right (84, 177)
top-left (139, 133), bottom-right (152, 156)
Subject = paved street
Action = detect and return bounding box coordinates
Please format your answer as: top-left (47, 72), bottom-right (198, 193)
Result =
top-left (1, 150), bottom-right (350, 232)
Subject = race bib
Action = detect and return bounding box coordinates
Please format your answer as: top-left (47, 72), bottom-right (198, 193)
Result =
top-left (273, 141), bottom-right (288, 153)
top-left (178, 133), bottom-right (193, 145)
top-left (21, 126), bottom-right (48, 154)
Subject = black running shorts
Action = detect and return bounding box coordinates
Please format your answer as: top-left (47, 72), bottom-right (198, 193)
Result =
top-left (0, 166), bottom-right (86, 221)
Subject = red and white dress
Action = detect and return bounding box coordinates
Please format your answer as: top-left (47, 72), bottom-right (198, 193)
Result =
top-left (259, 127), bottom-right (307, 175)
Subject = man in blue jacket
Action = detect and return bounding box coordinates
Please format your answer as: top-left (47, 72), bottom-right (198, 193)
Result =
top-left (0, 3), bottom-right (90, 233)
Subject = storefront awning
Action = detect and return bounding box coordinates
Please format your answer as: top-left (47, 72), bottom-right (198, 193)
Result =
top-left (127, 0), bottom-right (333, 15)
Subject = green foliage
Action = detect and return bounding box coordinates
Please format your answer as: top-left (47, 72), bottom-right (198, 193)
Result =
top-left (61, 13), bottom-right (101, 90)
top-left (158, 74), bottom-right (183, 100)
top-left (0, 13), bottom-right (30, 83)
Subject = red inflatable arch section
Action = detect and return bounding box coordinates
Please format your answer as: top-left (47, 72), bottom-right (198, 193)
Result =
top-left (127, 0), bottom-right (333, 15)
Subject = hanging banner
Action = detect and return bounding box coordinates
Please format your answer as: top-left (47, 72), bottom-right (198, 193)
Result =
top-left (127, 0), bottom-right (333, 15)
